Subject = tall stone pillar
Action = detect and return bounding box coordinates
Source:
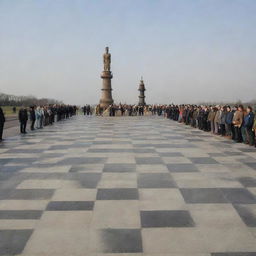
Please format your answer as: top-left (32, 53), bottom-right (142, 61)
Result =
top-left (100, 47), bottom-right (114, 109)
top-left (138, 77), bottom-right (146, 106)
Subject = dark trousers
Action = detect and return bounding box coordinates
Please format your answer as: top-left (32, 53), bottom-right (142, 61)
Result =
top-left (231, 124), bottom-right (235, 140)
top-left (20, 121), bottom-right (27, 134)
top-left (31, 120), bottom-right (35, 130)
top-left (246, 127), bottom-right (255, 146)
top-left (220, 124), bottom-right (226, 136)
top-left (0, 123), bottom-right (4, 140)
top-left (234, 126), bottom-right (243, 142)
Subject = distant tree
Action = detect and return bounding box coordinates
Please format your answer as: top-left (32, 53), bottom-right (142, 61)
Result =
top-left (0, 92), bottom-right (63, 106)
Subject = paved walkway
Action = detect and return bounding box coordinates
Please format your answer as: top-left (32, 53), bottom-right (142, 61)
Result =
top-left (0, 115), bottom-right (256, 256)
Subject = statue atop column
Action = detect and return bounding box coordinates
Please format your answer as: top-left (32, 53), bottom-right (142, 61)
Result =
top-left (103, 46), bottom-right (111, 71)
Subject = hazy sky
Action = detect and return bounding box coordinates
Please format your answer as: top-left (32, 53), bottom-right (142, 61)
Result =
top-left (0, 0), bottom-right (256, 105)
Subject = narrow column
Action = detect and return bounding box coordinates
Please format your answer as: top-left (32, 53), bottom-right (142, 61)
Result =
top-left (100, 47), bottom-right (114, 109)
top-left (138, 77), bottom-right (146, 106)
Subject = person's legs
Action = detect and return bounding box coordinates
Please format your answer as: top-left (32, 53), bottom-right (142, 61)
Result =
top-left (241, 127), bottom-right (247, 143)
top-left (20, 122), bottom-right (23, 133)
top-left (231, 124), bottom-right (235, 140)
top-left (221, 124), bottom-right (226, 136)
top-left (23, 121), bottom-right (27, 133)
top-left (0, 123), bottom-right (4, 140)
top-left (40, 117), bottom-right (43, 128)
top-left (31, 120), bottom-right (35, 130)
top-left (246, 128), bottom-right (255, 146)
top-left (214, 122), bottom-right (218, 134)
top-left (237, 127), bottom-right (243, 143)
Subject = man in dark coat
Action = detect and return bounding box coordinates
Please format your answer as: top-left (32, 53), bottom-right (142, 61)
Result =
top-left (19, 107), bottom-right (28, 134)
top-left (29, 106), bottom-right (36, 130)
top-left (0, 107), bottom-right (5, 141)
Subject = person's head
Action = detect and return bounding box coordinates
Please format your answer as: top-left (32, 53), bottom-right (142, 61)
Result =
top-left (227, 106), bottom-right (231, 112)
top-left (247, 106), bottom-right (252, 113)
top-left (238, 104), bottom-right (244, 112)
top-left (105, 46), bottom-right (109, 53)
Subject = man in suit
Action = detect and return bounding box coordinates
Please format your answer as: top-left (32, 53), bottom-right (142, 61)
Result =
top-left (29, 106), bottom-right (36, 130)
top-left (233, 105), bottom-right (244, 143)
top-left (0, 107), bottom-right (5, 141)
top-left (19, 107), bottom-right (28, 134)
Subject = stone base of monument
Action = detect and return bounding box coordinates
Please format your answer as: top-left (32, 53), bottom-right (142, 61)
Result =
top-left (100, 71), bottom-right (114, 109)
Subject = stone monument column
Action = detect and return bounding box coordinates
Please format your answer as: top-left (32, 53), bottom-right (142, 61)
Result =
top-left (100, 47), bottom-right (114, 109)
top-left (138, 77), bottom-right (146, 106)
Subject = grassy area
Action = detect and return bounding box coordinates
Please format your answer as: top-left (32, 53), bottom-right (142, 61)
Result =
top-left (1, 106), bottom-right (20, 117)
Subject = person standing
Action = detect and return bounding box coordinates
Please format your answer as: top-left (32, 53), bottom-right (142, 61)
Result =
top-left (232, 105), bottom-right (244, 143)
top-left (253, 115), bottom-right (256, 147)
top-left (29, 106), bottom-right (36, 130)
top-left (244, 106), bottom-right (255, 146)
top-left (83, 106), bottom-right (86, 115)
top-left (0, 107), bottom-right (5, 141)
top-left (19, 107), bottom-right (28, 134)
top-left (225, 106), bottom-right (234, 138)
top-left (39, 106), bottom-right (44, 128)
top-left (208, 106), bottom-right (216, 133)
top-left (35, 106), bottom-right (41, 129)
top-left (219, 106), bottom-right (227, 136)
top-left (213, 106), bottom-right (221, 134)
top-left (86, 105), bottom-right (91, 116)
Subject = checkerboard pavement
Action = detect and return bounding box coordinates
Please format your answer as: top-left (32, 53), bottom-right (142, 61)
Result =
top-left (0, 115), bottom-right (256, 255)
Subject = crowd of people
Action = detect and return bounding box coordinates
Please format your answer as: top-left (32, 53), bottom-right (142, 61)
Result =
top-left (95, 104), bottom-right (154, 116)
top-left (82, 105), bottom-right (92, 116)
top-left (0, 105), bottom-right (77, 140)
top-left (1, 103), bottom-right (256, 148)
top-left (163, 104), bottom-right (256, 147)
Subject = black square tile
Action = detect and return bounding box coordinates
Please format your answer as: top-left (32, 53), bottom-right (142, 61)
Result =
top-left (135, 157), bottom-right (163, 165)
top-left (46, 201), bottom-right (94, 211)
top-left (58, 157), bottom-right (106, 165)
top-left (9, 158), bottom-right (38, 164)
top-left (169, 143), bottom-right (197, 148)
top-left (180, 188), bottom-right (227, 204)
top-left (244, 162), bottom-right (256, 170)
top-left (0, 158), bottom-right (12, 165)
top-left (0, 210), bottom-right (43, 219)
top-left (100, 229), bottom-right (142, 253)
top-left (103, 164), bottom-right (136, 173)
top-left (224, 151), bottom-right (244, 156)
top-left (138, 173), bottom-right (176, 188)
top-left (208, 153), bottom-right (224, 157)
top-left (0, 165), bottom-right (25, 173)
top-left (0, 229), bottom-right (33, 255)
top-left (220, 188), bottom-right (256, 204)
top-left (134, 144), bottom-right (154, 148)
top-left (233, 204), bottom-right (256, 227)
top-left (238, 148), bottom-right (256, 152)
top-left (133, 148), bottom-right (156, 153)
top-left (69, 173), bottom-right (101, 188)
top-left (4, 189), bottom-right (54, 200)
top-left (167, 163), bottom-right (199, 173)
top-left (140, 210), bottom-right (195, 228)
top-left (159, 152), bottom-right (184, 157)
top-left (189, 157), bottom-right (219, 164)
top-left (96, 188), bottom-right (139, 200)
top-left (238, 177), bottom-right (256, 187)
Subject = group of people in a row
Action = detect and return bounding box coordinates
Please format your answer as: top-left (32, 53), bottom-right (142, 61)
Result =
top-left (94, 104), bottom-right (155, 116)
top-left (163, 104), bottom-right (256, 147)
top-left (82, 105), bottom-right (92, 116)
top-left (0, 105), bottom-right (78, 140)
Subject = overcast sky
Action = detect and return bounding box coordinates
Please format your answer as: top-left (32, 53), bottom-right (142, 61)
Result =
top-left (0, 0), bottom-right (256, 105)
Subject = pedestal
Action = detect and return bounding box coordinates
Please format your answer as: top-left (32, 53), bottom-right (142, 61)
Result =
top-left (100, 71), bottom-right (114, 109)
